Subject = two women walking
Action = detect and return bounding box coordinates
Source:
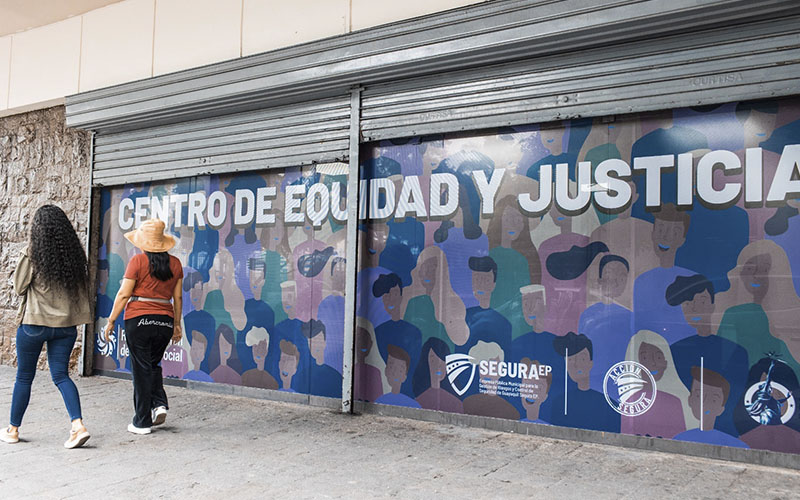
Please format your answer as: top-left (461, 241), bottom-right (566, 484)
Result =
top-left (2, 208), bottom-right (183, 446)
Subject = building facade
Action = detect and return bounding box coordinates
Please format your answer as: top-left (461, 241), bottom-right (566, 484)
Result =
top-left (5, 0), bottom-right (800, 466)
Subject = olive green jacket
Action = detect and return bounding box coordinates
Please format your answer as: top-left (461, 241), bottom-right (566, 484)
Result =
top-left (14, 249), bottom-right (92, 327)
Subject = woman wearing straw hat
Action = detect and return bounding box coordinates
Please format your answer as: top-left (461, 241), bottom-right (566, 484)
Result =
top-left (1, 205), bottom-right (92, 448)
top-left (102, 219), bottom-right (183, 435)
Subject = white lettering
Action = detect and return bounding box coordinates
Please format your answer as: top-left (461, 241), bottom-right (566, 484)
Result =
top-left (676, 153), bottom-right (693, 207)
top-left (330, 182), bottom-right (348, 223)
top-left (556, 162), bottom-right (591, 213)
top-left (395, 175), bottom-right (427, 219)
top-left (594, 159), bottom-right (631, 211)
top-left (255, 187), bottom-right (276, 225)
top-left (150, 196), bottom-right (170, 225)
top-left (697, 150), bottom-right (741, 205)
top-left (206, 191), bottom-right (227, 228)
top-left (429, 173), bottom-right (459, 218)
top-left (119, 198), bottom-right (134, 231)
top-left (472, 168), bottom-right (505, 216)
top-left (369, 178), bottom-right (396, 220)
top-left (134, 196), bottom-right (150, 228)
top-left (285, 185), bottom-right (306, 224)
top-left (306, 183), bottom-right (330, 227)
top-left (170, 194), bottom-right (188, 228)
top-left (633, 154), bottom-right (674, 208)
top-left (234, 189), bottom-right (255, 226)
top-left (745, 148), bottom-right (763, 205)
top-left (767, 145), bottom-right (800, 202)
top-left (518, 165), bottom-right (552, 215)
top-left (187, 192), bottom-right (207, 227)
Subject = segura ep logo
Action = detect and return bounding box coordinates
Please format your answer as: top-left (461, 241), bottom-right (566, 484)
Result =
top-left (445, 353), bottom-right (553, 397)
top-left (603, 361), bottom-right (657, 416)
top-left (446, 354), bottom-right (477, 396)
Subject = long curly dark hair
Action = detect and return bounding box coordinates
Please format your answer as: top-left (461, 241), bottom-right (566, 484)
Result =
top-left (29, 205), bottom-right (88, 295)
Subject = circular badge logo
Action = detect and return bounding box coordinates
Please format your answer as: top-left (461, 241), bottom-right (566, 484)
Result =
top-left (603, 361), bottom-right (657, 416)
top-left (744, 380), bottom-right (796, 424)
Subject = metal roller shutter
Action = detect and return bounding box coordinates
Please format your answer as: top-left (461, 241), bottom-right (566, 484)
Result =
top-left (66, 1), bottom-right (800, 133)
top-left (360, 17), bottom-right (800, 141)
top-left (90, 96), bottom-right (351, 186)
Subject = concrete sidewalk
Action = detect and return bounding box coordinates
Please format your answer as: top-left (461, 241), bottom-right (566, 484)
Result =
top-left (1, 365), bottom-right (799, 499)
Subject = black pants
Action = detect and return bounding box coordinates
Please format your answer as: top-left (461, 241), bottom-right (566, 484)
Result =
top-left (125, 314), bottom-right (173, 427)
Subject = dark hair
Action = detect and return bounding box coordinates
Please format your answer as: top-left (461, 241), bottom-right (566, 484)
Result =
top-left (97, 259), bottom-right (109, 271)
top-left (486, 196), bottom-right (542, 284)
top-left (184, 310), bottom-right (215, 372)
top-left (29, 205), bottom-right (88, 295)
top-left (468, 255), bottom-right (498, 281)
top-left (373, 273), bottom-right (403, 298)
top-left (183, 271), bottom-right (204, 292)
top-left (280, 339), bottom-right (300, 359)
top-left (735, 100), bottom-right (779, 123)
top-left (412, 337), bottom-right (455, 398)
top-left (690, 366), bottom-right (730, 403)
top-left (386, 344), bottom-right (411, 370)
top-left (520, 357), bottom-right (553, 388)
top-left (764, 205), bottom-right (798, 237)
top-left (689, 104), bottom-right (725, 113)
top-left (553, 332), bottom-right (593, 360)
top-left (653, 203), bottom-right (691, 235)
top-left (208, 324), bottom-right (242, 374)
top-left (297, 247), bottom-right (335, 278)
top-left (189, 329), bottom-right (208, 348)
top-left (546, 242), bottom-right (609, 281)
top-left (361, 155), bottom-right (402, 179)
top-left (146, 251), bottom-right (174, 281)
top-left (305, 319), bottom-right (326, 340)
top-left (598, 254), bottom-right (629, 279)
top-left (665, 274), bottom-right (714, 307)
top-left (433, 220), bottom-right (454, 244)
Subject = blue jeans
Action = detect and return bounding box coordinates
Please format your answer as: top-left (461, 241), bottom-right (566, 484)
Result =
top-left (10, 325), bottom-right (82, 427)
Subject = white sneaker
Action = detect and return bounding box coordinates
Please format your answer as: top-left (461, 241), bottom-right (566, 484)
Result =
top-left (152, 406), bottom-right (167, 426)
top-left (64, 426), bottom-right (90, 449)
top-left (127, 423), bottom-right (152, 435)
top-left (1, 426), bottom-right (19, 444)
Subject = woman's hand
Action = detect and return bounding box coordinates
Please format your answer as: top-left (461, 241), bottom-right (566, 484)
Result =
top-left (102, 321), bottom-right (115, 343)
top-left (172, 323), bottom-right (183, 344)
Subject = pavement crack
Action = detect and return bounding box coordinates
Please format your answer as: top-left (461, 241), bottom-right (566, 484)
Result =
top-left (481, 460), bottom-right (512, 477)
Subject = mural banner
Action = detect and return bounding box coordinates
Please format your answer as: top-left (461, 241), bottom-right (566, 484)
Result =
top-left (95, 97), bottom-right (800, 454)
top-left (96, 165), bottom-right (347, 398)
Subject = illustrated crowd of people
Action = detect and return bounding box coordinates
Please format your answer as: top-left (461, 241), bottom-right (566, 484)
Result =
top-left (81, 98), bottom-right (800, 454)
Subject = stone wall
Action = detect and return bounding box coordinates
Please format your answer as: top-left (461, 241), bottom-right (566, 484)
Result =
top-left (0, 106), bottom-right (91, 372)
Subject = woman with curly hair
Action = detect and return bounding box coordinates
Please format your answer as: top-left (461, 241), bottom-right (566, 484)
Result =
top-left (2, 205), bottom-right (92, 448)
top-left (103, 218), bottom-right (183, 435)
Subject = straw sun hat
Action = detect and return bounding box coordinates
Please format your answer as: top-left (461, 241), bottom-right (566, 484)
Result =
top-left (124, 219), bottom-right (176, 253)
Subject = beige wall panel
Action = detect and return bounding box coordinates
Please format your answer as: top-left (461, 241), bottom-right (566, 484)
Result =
top-left (242, 0), bottom-right (348, 56)
top-left (8, 18), bottom-right (81, 109)
top-left (80, 0), bottom-right (155, 92)
top-left (153, 0), bottom-right (242, 76)
top-left (351, 0), bottom-right (483, 31)
top-left (0, 36), bottom-right (10, 110)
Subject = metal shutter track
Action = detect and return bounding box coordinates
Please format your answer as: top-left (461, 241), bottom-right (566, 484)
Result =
top-left (91, 96), bottom-right (350, 186)
top-left (361, 18), bottom-right (800, 140)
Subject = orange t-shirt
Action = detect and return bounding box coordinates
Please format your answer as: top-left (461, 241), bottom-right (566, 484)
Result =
top-left (123, 253), bottom-right (183, 320)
